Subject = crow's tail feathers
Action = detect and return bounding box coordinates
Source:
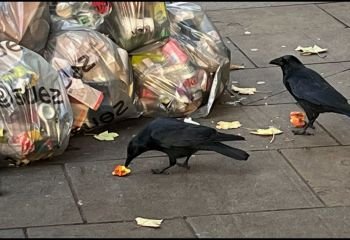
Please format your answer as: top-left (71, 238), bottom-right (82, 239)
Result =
top-left (199, 142), bottom-right (249, 160)
top-left (213, 132), bottom-right (245, 142)
top-left (338, 104), bottom-right (350, 117)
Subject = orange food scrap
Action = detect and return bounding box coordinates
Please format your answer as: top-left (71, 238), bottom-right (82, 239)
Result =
top-left (112, 165), bottom-right (131, 177)
top-left (290, 112), bottom-right (305, 128)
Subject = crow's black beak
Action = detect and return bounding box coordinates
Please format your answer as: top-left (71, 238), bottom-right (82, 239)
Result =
top-left (124, 156), bottom-right (132, 167)
top-left (269, 57), bottom-right (282, 66)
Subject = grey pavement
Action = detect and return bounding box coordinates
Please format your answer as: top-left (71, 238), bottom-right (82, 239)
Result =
top-left (1, 1), bottom-right (350, 238)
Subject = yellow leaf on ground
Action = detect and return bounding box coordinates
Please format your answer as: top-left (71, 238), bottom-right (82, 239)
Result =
top-left (250, 126), bottom-right (283, 136)
top-left (216, 121), bottom-right (242, 130)
top-left (295, 45), bottom-right (327, 55)
top-left (135, 217), bottom-right (163, 228)
top-left (232, 84), bottom-right (256, 95)
top-left (0, 128), bottom-right (3, 137)
top-left (94, 131), bottom-right (119, 141)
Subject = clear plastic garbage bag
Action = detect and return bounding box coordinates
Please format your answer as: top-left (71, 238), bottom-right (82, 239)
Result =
top-left (43, 29), bottom-right (140, 132)
top-left (131, 38), bottom-right (209, 117)
top-left (50, 2), bottom-right (112, 32)
top-left (0, 40), bottom-right (73, 165)
top-left (166, 2), bottom-right (231, 118)
top-left (0, 2), bottom-right (50, 53)
top-left (101, 2), bottom-right (170, 52)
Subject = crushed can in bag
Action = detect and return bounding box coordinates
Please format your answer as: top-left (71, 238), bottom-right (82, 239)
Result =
top-left (50, 2), bottom-right (112, 32)
top-left (0, 40), bottom-right (73, 165)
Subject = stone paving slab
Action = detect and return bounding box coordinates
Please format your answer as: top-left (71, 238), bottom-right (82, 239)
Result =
top-left (224, 38), bottom-right (256, 69)
top-left (50, 117), bottom-right (165, 164)
top-left (317, 113), bottom-right (350, 145)
top-left (304, 28), bottom-right (350, 63)
top-left (317, 2), bottom-right (350, 27)
top-left (187, 207), bottom-right (350, 238)
top-left (229, 31), bottom-right (343, 67)
top-left (197, 104), bottom-right (338, 151)
top-left (196, 2), bottom-right (324, 11)
top-left (205, 5), bottom-right (344, 37)
top-left (0, 229), bottom-right (25, 238)
top-left (64, 151), bottom-right (322, 223)
top-left (281, 146), bottom-right (350, 206)
top-left (225, 62), bottom-right (350, 106)
top-left (0, 165), bottom-right (82, 229)
top-left (26, 219), bottom-right (195, 238)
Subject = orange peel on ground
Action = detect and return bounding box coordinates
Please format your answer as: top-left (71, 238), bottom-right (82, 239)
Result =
top-left (290, 112), bottom-right (305, 128)
top-left (112, 165), bottom-right (131, 177)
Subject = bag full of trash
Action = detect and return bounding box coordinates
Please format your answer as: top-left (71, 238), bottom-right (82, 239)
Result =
top-left (131, 38), bottom-right (208, 117)
top-left (0, 40), bottom-right (73, 166)
top-left (49, 2), bottom-right (112, 32)
top-left (43, 29), bottom-right (140, 132)
top-left (101, 2), bottom-right (170, 52)
top-left (0, 2), bottom-right (51, 53)
top-left (166, 2), bottom-right (231, 118)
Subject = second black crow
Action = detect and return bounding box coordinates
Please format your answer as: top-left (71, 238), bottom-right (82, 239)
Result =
top-left (270, 55), bottom-right (350, 135)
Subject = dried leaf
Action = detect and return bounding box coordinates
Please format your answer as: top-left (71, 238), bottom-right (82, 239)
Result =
top-left (184, 117), bottom-right (200, 125)
top-left (112, 165), bottom-right (131, 177)
top-left (216, 121), bottom-right (242, 130)
top-left (230, 64), bottom-right (245, 70)
top-left (295, 45), bottom-right (327, 55)
top-left (232, 84), bottom-right (256, 95)
top-left (94, 131), bottom-right (119, 141)
top-left (135, 217), bottom-right (163, 228)
top-left (250, 126), bottom-right (283, 136)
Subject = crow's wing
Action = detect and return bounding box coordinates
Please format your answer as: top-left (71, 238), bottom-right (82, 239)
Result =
top-left (287, 68), bottom-right (348, 107)
top-left (149, 119), bottom-right (217, 148)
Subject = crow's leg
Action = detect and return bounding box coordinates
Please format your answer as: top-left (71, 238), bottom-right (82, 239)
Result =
top-left (293, 110), bottom-right (319, 135)
top-left (177, 155), bottom-right (191, 169)
top-left (152, 156), bottom-right (176, 174)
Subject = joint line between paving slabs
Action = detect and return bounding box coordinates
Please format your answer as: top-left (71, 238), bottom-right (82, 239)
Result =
top-left (61, 164), bottom-right (88, 224)
top-left (315, 4), bottom-right (350, 28)
top-left (22, 228), bottom-right (28, 238)
top-left (315, 122), bottom-right (343, 146)
top-left (277, 149), bottom-right (328, 207)
top-left (183, 216), bottom-right (199, 238)
top-left (226, 37), bottom-right (259, 68)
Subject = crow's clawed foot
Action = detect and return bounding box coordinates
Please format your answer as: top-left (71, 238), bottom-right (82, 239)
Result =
top-left (176, 162), bottom-right (191, 170)
top-left (292, 129), bottom-right (314, 136)
top-left (151, 168), bottom-right (170, 175)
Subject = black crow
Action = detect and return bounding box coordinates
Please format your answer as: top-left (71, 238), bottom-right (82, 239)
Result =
top-left (124, 117), bottom-right (249, 174)
top-left (270, 55), bottom-right (350, 135)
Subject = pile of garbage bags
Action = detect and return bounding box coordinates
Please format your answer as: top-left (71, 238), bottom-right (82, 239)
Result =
top-left (0, 1), bottom-right (230, 164)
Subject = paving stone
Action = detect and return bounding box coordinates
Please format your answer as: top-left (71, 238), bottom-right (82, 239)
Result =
top-left (49, 117), bottom-right (164, 164)
top-left (304, 28), bottom-right (350, 63)
top-left (187, 207), bottom-right (350, 238)
top-left (226, 62), bottom-right (350, 105)
top-left (195, 2), bottom-right (324, 11)
top-left (224, 39), bottom-right (256, 69)
top-left (317, 113), bottom-right (350, 145)
top-left (197, 104), bottom-right (338, 151)
top-left (0, 166), bottom-right (82, 228)
top-left (318, 2), bottom-right (350, 27)
top-left (281, 146), bottom-right (350, 206)
top-left (0, 229), bottom-right (25, 238)
top-left (64, 151), bottom-right (322, 223)
top-left (27, 219), bottom-right (195, 238)
top-left (206, 5), bottom-right (344, 38)
top-left (230, 31), bottom-right (342, 67)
